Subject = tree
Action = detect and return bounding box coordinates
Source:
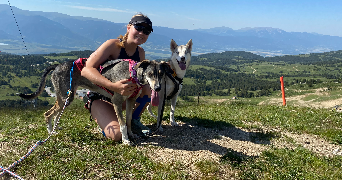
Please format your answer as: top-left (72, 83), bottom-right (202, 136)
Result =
top-left (41, 91), bottom-right (50, 97)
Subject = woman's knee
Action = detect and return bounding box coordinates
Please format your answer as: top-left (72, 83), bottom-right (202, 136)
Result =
top-left (104, 128), bottom-right (122, 142)
top-left (100, 123), bottom-right (122, 142)
top-left (90, 100), bottom-right (122, 142)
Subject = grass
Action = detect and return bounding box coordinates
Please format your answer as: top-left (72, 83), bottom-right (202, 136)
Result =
top-left (237, 147), bottom-right (342, 179)
top-left (1, 98), bottom-right (342, 179)
top-left (173, 100), bottom-right (342, 144)
top-left (0, 75), bottom-right (42, 100)
top-left (195, 160), bottom-right (221, 178)
top-left (43, 55), bottom-right (78, 60)
top-left (0, 101), bottom-right (189, 179)
top-left (239, 61), bottom-right (342, 79)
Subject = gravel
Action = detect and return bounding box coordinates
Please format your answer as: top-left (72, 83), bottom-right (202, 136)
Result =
top-left (136, 120), bottom-right (342, 178)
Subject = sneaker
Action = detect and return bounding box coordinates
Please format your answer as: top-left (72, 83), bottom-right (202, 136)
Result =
top-left (131, 117), bottom-right (151, 136)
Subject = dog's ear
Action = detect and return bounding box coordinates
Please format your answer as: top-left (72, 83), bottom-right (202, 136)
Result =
top-left (186, 39), bottom-right (193, 52)
top-left (135, 60), bottom-right (151, 84)
top-left (159, 61), bottom-right (172, 74)
top-left (135, 60), bottom-right (151, 70)
top-left (170, 39), bottom-right (178, 52)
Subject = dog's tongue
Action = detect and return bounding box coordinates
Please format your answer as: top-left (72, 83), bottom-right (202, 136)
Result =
top-left (151, 89), bottom-right (159, 106)
top-left (179, 62), bottom-right (186, 70)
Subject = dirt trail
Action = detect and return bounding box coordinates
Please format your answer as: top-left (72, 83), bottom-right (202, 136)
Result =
top-left (259, 88), bottom-right (342, 109)
top-left (137, 121), bottom-right (341, 178)
top-left (137, 88), bottom-right (342, 178)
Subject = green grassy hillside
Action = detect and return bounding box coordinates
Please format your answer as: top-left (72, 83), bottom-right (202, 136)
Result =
top-left (2, 50), bottom-right (342, 102)
top-left (1, 99), bottom-right (341, 179)
top-left (1, 50), bottom-right (342, 179)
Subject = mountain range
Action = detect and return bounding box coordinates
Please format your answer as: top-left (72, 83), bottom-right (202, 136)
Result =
top-left (1, 4), bottom-right (342, 59)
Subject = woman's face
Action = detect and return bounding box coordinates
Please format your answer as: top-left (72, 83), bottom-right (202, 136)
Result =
top-left (127, 23), bottom-right (150, 45)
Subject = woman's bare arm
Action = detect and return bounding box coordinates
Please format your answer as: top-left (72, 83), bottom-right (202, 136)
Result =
top-left (81, 39), bottom-right (137, 96)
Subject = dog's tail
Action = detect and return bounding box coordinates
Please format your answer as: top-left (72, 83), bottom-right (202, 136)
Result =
top-left (18, 64), bottom-right (59, 100)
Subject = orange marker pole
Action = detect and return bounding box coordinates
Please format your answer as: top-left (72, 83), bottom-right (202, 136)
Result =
top-left (280, 76), bottom-right (286, 106)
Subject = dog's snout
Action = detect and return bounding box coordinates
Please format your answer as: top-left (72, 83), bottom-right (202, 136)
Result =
top-left (154, 86), bottom-right (161, 92)
top-left (181, 57), bottom-right (185, 61)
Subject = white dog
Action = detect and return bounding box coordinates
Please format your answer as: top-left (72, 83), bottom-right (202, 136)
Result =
top-left (148, 39), bottom-right (193, 132)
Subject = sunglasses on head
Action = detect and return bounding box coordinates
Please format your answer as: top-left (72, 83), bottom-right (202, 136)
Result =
top-left (133, 24), bottom-right (152, 35)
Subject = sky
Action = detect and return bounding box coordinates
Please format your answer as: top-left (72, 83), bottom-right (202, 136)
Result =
top-left (2, 0), bottom-right (342, 37)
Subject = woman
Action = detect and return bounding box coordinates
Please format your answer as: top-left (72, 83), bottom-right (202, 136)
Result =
top-left (81, 13), bottom-right (153, 141)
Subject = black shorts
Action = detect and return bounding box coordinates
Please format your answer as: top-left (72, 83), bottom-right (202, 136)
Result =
top-left (84, 92), bottom-right (112, 115)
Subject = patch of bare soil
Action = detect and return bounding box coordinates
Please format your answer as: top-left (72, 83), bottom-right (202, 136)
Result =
top-left (133, 89), bottom-right (342, 178)
top-left (0, 134), bottom-right (25, 159)
top-left (195, 97), bottom-right (230, 104)
top-left (259, 88), bottom-right (342, 109)
top-left (0, 134), bottom-right (10, 157)
top-left (137, 120), bottom-right (341, 178)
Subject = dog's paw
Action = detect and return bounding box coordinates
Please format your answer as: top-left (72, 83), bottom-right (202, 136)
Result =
top-left (122, 139), bottom-right (132, 146)
top-left (170, 121), bottom-right (179, 127)
top-left (130, 133), bottom-right (139, 139)
top-left (47, 129), bottom-right (58, 135)
top-left (47, 127), bottom-right (53, 134)
top-left (157, 126), bottom-right (164, 133)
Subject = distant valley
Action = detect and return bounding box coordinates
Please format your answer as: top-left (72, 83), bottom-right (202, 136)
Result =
top-left (1, 4), bottom-right (342, 59)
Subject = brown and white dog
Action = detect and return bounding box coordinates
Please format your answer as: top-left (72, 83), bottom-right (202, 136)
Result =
top-left (147, 39), bottom-right (193, 132)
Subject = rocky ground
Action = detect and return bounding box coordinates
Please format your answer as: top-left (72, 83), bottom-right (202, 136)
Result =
top-left (135, 121), bottom-right (341, 178)
top-left (135, 89), bottom-right (342, 178)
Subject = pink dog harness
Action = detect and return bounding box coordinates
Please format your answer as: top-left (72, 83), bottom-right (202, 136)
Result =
top-left (74, 58), bottom-right (143, 98)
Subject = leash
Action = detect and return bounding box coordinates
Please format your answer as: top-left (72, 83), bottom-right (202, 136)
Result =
top-left (153, 76), bottom-right (167, 131)
top-left (151, 63), bottom-right (180, 132)
top-left (0, 63), bottom-right (75, 179)
top-left (8, 0), bottom-right (29, 55)
top-left (0, 95), bottom-right (71, 179)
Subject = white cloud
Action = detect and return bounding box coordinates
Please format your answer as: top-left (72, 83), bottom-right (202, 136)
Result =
top-left (186, 17), bottom-right (200, 21)
top-left (66, 5), bottom-right (132, 13)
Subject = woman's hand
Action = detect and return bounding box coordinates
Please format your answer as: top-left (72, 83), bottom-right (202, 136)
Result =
top-left (111, 79), bottom-right (138, 96)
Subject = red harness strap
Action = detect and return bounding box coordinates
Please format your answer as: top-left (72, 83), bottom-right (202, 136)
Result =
top-left (74, 58), bottom-right (87, 72)
top-left (75, 58), bottom-right (114, 96)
